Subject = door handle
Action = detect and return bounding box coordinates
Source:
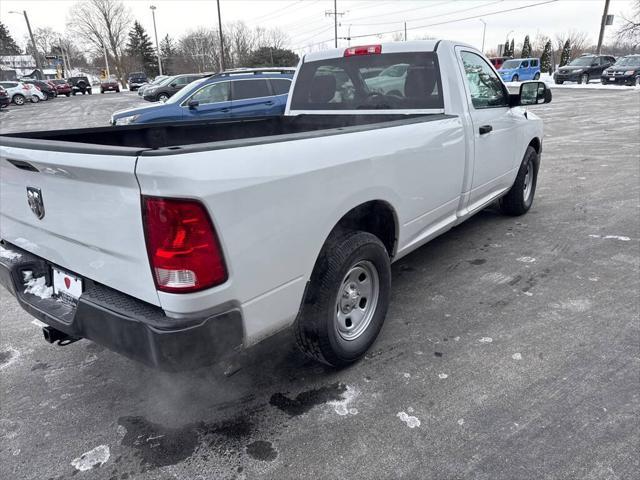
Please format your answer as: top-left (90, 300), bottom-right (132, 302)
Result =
top-left (479, 125), bottom-right (493, 135)
top-left (265, 101), bottom-right (274, 105)
top-left (220, 107), bottom-right (230, 113)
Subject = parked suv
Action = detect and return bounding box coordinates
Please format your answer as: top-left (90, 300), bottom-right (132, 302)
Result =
top-left (498, 58), bottom-right (541, 82)
top-left (0, 86), bottom-right (10, 109)
top-left (601, 54), bottom-right (640, 86)
top-left (112, 68), bottom-right (294, 125)
top-left (51, 79), bottom-right (72, 97)
top-left (100, 77), bottom-right (120, 93)
top-left (554, 54), bottom-right (615, 84)
top-left (142, 73), bottom-right (207, 102)
top-left (21, 79), bottom-right (57, 99)
top-left (128, 72), bottom-right (148, 91)
top-left (0, 81), bottom-right (31, 105)
top-left (68, 76), bottom-right (93, 95)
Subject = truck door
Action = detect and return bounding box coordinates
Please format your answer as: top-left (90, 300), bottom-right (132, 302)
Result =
top-left (455, 48), bottom-right (520, 210)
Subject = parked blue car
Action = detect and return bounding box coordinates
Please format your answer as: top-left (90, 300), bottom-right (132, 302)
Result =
top-left (498, 58), bottom-right (541, 82)
top-left (111, 68), bottom-right (295, 125)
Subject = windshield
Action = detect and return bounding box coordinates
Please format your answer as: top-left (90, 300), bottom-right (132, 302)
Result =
top-left (164, 76), bottom-right (210, 104)
top-left (500, 60), bottom-right (522, 69)
top-left (614, 56), bottom-right (640, 66)
top-left (568, 57), bottom-right (596, 66)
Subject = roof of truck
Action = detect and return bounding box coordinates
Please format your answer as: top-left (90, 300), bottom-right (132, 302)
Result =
top-left (303, 40), bottom-right (464, 62)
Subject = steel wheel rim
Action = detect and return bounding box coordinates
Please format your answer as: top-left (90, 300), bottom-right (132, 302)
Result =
top-left (335, 260), bottom-right (380, 341)
top-left (523, 158), bottom-right (534, 202)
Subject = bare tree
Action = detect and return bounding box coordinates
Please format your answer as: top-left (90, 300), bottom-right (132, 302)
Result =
top-left (67, 0), bottom-right (131, 85)
top-left (617, 0), bottom-right (640, 47)
top-left (555, 30), bottom-right (589, 60)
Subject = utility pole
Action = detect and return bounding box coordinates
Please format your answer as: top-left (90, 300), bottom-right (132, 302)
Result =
top-left (102, 42), bottom-right (110, 78)
top-left (596, 0), bottom-right (611, 54)
top-left (325, 0), bottom-right (345, 48)
top-left (150, 5), bottom-right (163, 75)
top-left (479, 19), bottom-right (487, 53)
top-left (216, 0), bottom-right (225, 71)
top-left (9, 10), bottom-right (42, 72)
top-left (404, 21), bottom-right (407, 41)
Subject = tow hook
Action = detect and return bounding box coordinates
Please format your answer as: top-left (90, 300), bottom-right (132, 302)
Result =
top-left (42, 326), bottom-right (80, 346)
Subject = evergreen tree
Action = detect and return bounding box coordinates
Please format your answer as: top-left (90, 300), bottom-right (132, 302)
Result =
top-left (509, 39), bottom-right (515, 57)
top-left (246, 47), bottom-right (299, 67)
top-left (540, 39), bottom-right (552, 74)
top-left (559, 39), bottom-right (571, 67)
top-left (0, 22), bottom-right (22, 55)
top-left (503, 37), bottom-right (511, 56)
top-left (159, 34), bottom-right (176, 75)
top-left (521, 35), bottom-right (532, 57)
top-left (126, 21), bottom-right (157, 76)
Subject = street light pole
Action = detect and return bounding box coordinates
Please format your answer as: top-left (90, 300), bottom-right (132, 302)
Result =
top-left (9, 10), bottom-right (42, 73)
top-left (150, 5), bottom-right (163, 75)
top-left (216, 0), bottom-right (225, 71)
top-left (596, 0), bottom-right (611, 54)
top-left (479, 19), bottom-right (487, 53)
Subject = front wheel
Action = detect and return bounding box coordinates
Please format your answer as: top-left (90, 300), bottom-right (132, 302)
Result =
top-left (156, 93), bottom-right (169, 102)
top-left (555, 79), bottom-right (564, 85)
top-left (579, 73), bottom-right (589, 84)
top-left (295, 231), bottom-right (391, 367)
top-left (65, 93), bottom-right (71, 97)
top-left (499, 146), bottom-right (539, 216)
top-left (512, 74), bottom-right (519, 82)
top-left (635, 76), bottom-right (640, 87)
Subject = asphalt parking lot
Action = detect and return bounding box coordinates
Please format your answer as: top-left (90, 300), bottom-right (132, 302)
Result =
top-left (1, 88), bottom-right (639, 480)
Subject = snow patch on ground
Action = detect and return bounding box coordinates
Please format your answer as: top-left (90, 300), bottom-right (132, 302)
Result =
top-left (0, 346), bottom-right (21, 370)
top-left (71, 445), bottom-right (110, 471)
top-left (554, 299), bottom-right (592, 313)
top-left (517, 256), bottom-right (536, 263)
top-left (481, 272), bottom-right (513, 284)
top-left (397, 411), bottom-right (421, 428)
top-left (328, 385), bottom-right (359, 416)
top-left (478, 337), bottom-right (493, 343)
top-left (0, 246), bottom-right (21, 260)
top-left (589, 234), bottom-right (631, 241)
top-left (457, 418), bottom-right (465, 426)
top-left (512, 353), bottom-right (523, 360)
top-left (24, 276), bottom-right (53, 299)
top-left (438, 373), bottom-right (448, 379)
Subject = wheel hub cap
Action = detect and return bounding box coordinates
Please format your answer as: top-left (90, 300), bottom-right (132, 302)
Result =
top-left (335, 260), bottom-right (379, 341)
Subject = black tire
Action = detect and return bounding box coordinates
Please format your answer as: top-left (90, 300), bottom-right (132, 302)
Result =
top-left (295, 230), bottom-right (391, 367)
top-left (101, 90), bottom-right (105, 94)
top-left (115, 89), bottom-right (120, 93)
top-left (555, 79), bottom-right (564, 85)
top-left (601, 78), bottom-right (608, 85)
top-left (512, 74), bottom-right (519, 82)
top-left (12, 94), bottom-right (25, 105)
top-left (578, 73), bottom-right (589, 84)
top-left (65, 93), bottom-right (71, 97)
top-left (533, 72), bottom-right (540, 80)
top-left (72, 91), bottom-right (76, 96)
top-left (156, 93), bottom-right (169, 102)
top-left (88, 90), bottom-right (92, 95)
top-left (499, 146), bottom-right (539, 216)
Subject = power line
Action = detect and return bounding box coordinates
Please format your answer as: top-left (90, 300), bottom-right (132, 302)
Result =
top-left (247, 0), bottom-right (307, 24)
top-left (350, 0), bottom-right (504, 27)
top-left (346, 0), bottom-right (455, 23)
top-left (346, 0), bottom-right (559, 41)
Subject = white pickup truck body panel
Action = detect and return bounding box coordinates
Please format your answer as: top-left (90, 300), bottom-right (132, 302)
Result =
top-left (0, 40), bottom-right (543, 348)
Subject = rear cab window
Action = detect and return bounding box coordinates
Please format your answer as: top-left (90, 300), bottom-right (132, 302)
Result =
top-left (290, 51), bottom-right (443, 111)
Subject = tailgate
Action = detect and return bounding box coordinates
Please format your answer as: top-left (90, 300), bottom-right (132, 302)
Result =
top-left (0, 146), bottom-right (159, 306)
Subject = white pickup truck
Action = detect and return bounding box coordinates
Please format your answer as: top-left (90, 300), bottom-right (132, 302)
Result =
top-left (0, 41), bottom-right (550, 370)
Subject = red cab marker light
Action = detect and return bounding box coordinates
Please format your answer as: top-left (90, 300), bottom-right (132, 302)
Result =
top-left (344, 44), bottom-right (382, 57)
top-left (143, 197), bottom-right (227, 293)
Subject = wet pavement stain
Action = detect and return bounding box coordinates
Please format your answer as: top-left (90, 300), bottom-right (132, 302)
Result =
top-left (468, 258), bottom-right (487, 265)
top-left (0, 349), bottom-right (14, 367)
top-left (246, 440), bottom-right (278, 461)
top-left (31, 361), bottom-right (49, 371)
top-left (269, 383), bottom-right (347, 417)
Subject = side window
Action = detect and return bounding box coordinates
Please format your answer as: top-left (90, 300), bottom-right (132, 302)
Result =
top-left (521, 60), bottom-right (529, 68)
top-left (270, 78), bottom-right (292, 95)
top-left (174, 77), bottom-right (189, 86)
top-left (232, 79), bottom-right (270, 100)
top-left (530, 59), bottom-right (538, 67)
top-left (190, 81), bottom-right (230, 105)
top-left (460, 51), bottom-right (508, 109)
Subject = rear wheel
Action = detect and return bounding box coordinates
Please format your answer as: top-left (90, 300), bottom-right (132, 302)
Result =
top-left (533, 72), bottom-right (540, 80)
top-left (499, 146), bottom-right (539, 216)
top-left (65, 93), bottom-right (71, 97)
top-left (31, 95), bottom-right (40, 103)
top-left (555, 79), bottom-right (564, 85)
top-left (295, 231), bottom-right (391, 367)
top-left (635, 76), bottom-right (640, 87)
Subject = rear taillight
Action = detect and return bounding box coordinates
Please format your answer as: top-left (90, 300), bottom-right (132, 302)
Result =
top-left (143, 197), bottom-right (227, 293)
top-left (344, 44), bottom-right (382, 57)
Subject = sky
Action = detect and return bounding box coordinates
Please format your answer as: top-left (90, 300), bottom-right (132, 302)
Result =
top-left (0, 0), bottom-right (635, 55)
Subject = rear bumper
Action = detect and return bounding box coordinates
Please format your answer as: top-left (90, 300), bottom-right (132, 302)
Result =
top-left (0, 242), bottom-right (243, 371)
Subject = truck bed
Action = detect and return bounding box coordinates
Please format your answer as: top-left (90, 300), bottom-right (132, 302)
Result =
top-left (0, 114), bottom-right (445, 155)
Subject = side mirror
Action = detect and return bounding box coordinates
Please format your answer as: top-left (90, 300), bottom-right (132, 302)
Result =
top-left (591, 62), bottom-right (598, 67)
top-left (513, 81), bottom-right (552, 106)
top-left (187, 99), bottom-right (199, 109)
top-left (170, 82), bottom-right (177, 88)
